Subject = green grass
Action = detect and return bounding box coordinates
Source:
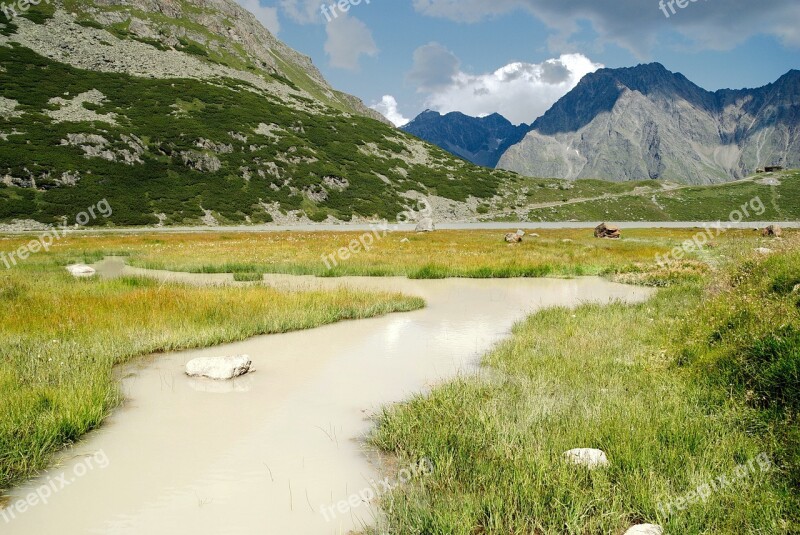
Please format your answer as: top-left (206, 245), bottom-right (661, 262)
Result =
top-left (369, 238), bottom-right (799, 534)
top-left (507, 171), bottom-right (800, 222)
top-left (0, 259), bottom-right (423, 493)
top-left (22, 228), bottom-right (732, 282)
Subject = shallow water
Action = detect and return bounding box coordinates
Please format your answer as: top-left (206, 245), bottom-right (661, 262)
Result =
top-left (3, 265), bottom-right (653, 535)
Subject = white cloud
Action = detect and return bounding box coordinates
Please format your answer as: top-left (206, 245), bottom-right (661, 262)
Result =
top-left (407, 42), bottom-right (461, 91)
top-left (370, 95), bottom-right (410, 126)
top-left (408, 47), bottom-right (602, 124)
top-left (324, 14), bottom-right (379, 71)
top-left (411, 0), bottom-right (800, 56)
top-left (279, 0), bottom-right (320, 24)
top-left (235, 0), bottom-right (281, 34)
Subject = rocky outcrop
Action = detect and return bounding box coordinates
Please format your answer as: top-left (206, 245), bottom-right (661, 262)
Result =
top-left (180, 150), bottom-right (221, 173)
top-left (499, 64), bottom-right (800, 184)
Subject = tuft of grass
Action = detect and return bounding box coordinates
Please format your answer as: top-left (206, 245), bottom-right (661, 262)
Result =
top-left (232, 272), bottom-right (263, 282)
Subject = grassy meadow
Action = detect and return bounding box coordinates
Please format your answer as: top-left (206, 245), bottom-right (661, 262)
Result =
top-left (0, 227), bottom-right (759, 281)
top-left (0, 255), bottom-right (422, 492)
top-left (0, 226), bottom-right (796, 535)
top-left (369, 235), bottom-right (800, 534)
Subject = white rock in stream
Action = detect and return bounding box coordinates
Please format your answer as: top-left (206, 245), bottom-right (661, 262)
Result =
top-left (66, 264), bottom-right (96, 278)
top-left (624, 524), bottom-right (663, 535)
top-left (186, 355), bottom-right (252, 380)
top-left (563, 448), bottom-right (609, 469)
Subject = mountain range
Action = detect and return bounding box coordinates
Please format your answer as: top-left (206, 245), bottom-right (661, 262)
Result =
top-left (401, 111), bottom-right (530, 168)
top-left (0, 0), bottom-right (515, 226)
top-left (406, 64), bottom-right (800, 185)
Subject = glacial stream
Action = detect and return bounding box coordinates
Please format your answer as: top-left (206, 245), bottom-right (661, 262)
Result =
top-left (3, 260), bottom-right (653, 534)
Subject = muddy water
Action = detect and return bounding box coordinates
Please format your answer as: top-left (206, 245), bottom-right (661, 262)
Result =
top-left (3, 264), bottom-right (653, 535)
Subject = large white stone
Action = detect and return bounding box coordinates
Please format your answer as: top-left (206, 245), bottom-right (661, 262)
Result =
top-left (623, 524), bottom-right (663, 535)
top-left (415, 217), bottom-right (435, 232)
top-left (563, 448), bottom-right (609, 469)
top-left (66, 264), bottom-right (96, 278)
top-left (186, 355), bottom-right (252, 380)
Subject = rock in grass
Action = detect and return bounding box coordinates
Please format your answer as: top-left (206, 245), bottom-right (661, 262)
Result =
top-left (415, 217), bottom-right (435, 232)
top-left (762, 224), bottom-right (783, 238)
top-left (66, 264), bottom-right (96, 278)
top-left (623, 524), bottom-right (663, 535)
top-left (505, 230), bottom-right (525, 243)
top-left (594, 222), bottom-right (621, 239)
top-left (755, 247), bottom-right (773, 255)
top-left (563, 448), bottom-right (609, 469)
top-left (186, 355), bottom-right (252, 380)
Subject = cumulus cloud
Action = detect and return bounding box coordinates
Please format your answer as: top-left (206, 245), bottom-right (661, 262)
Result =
top-left (411, 0), bottom-right (800, 55)
top-left (235, 0), bottom-right (281, 34)
top-left (279, 0), bottom-right (320, 24)
top-left (324, 14), bottom-right (379, 71)
top-left (407, 42), bottom-right (461, 91)
top-left (370, 95), bottom-right (411, 126)
top-left (408, 46), bottom-right (602, 124)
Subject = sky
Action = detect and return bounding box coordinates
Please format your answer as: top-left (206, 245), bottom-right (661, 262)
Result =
top-left (236, 0), bottom-right (800, 126)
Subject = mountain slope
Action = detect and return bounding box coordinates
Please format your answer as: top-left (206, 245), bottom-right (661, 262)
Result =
top-left (0, 1), bottom-right (516, 226)
top-left (498, 64), bottom-right (800, 184)
top-left (401, 111), bottom-right (530, 168)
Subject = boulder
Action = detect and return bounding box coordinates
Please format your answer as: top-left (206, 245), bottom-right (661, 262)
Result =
top-left (186, 355), bottom-right (252, 380)
top-left (415, 217), bottom-right (435, 232)
top-left (594, 223), bottom-right (621, 239)
top-left (505, 230), bottom-right (525, 243)
top-left (563, 448), bottom-right (609, 469)
top-left (66, 264), bottom-right (96, 278)
top-left (755, 247), bottom-right (773, 255)
top-left (623, 525), bottom-right (663, 535)
top-left (762, 225), bottom-right (783, 238)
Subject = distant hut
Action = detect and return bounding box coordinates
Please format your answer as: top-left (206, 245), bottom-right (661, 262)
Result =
top-left (765, 166), bottom-right (784, 173)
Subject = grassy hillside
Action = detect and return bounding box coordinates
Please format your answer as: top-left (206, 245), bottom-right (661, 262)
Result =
top-left (492, 170), bottom-right (800, 222)
top-left (0, 4), bottom-right (515, 226)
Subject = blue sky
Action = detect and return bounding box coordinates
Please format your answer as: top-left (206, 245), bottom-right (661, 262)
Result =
top-left (237, 0), bottom-right (799, 126)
